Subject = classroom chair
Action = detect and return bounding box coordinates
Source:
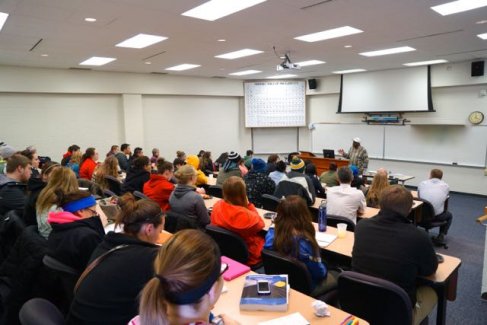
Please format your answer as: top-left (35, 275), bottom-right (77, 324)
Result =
top-left (261, 194), bottom-right (281, 212)
top-left (164, 210), bottom-right (200, 233)
top-left (103, 175), bottom-right (122, 196)
top-left (415, 197), bottom-right (449, 249)
top-left (133, 191), bottom-right (148, 200)
top-left (207, 185), bottom-right (223, 198)
top-left (77, 179), bottom-right (103, 198)
top-left (19, 298), bottom-right (65, 325)
top-left (42, 255), bottom-right (80, 307)
top-left (337, 271), bottom-right (413, 325)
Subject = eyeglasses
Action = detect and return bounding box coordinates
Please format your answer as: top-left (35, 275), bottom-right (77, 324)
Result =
top-left (86, 208), bottom-right (98, 216)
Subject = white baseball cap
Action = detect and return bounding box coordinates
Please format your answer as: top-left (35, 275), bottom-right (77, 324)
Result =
top-left (353, 137), bottom-right (361, 143)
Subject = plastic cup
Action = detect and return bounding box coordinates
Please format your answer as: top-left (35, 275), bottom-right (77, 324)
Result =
top-left (209, 174), bottom-right (214, 180)
top-left (337, 223), bottom-right (347, 238)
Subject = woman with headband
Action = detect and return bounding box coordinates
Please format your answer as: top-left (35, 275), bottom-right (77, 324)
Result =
top-left (133, 229), bottom-right (238, 325)
top-left (67, 193), bottom-right (164, 324)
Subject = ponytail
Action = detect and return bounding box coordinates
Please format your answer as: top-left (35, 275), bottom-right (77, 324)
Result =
top-left (116, 193), bottom-right (163, 235)
top-left (81, 147), bottom-right (95, 166)
top-left (138, 278), bottom-right (169, 325)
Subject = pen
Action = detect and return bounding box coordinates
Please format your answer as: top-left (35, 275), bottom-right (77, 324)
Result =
top-left (351, 319), bottom-right (360, 325)
top-left (339, 315), bottom-right (353, 325)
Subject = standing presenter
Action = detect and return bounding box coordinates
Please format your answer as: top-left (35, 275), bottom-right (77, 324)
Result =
top-left (338, 137), bottom-right (369, 174)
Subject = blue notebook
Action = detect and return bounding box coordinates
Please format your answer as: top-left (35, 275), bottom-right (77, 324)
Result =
top-left (239, 274), bottom-right (289, 311)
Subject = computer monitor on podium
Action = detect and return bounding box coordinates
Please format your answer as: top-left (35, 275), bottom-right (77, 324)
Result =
top-left (323, 149), bottom-right (335, 159)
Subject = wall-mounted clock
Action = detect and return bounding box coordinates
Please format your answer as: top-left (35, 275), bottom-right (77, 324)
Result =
top-left (468, 111), bottom-right (484, 125)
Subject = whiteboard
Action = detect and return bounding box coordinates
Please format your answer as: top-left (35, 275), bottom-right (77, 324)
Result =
top-left (245, 80), bottom-right (306, 127)
top-left (384, 125), bottom-right (487, 167)
top-left (252, 128), bottom-right (299, 154)
top-left (311, 124), bottom-right (384, 158)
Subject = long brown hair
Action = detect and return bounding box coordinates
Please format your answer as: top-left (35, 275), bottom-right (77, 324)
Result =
top-left (36, 167), bottom-right (78, 213)
top-left (139, 230), bottom-right (221, 325)
top-left (274, 195), bottom-right (320, 258)
top-left (222, 176), bottom-right (248, 208)
top-left (115, 193), bottom-right (163, 236)
top-left (366, 171), bottom-right (390, 207)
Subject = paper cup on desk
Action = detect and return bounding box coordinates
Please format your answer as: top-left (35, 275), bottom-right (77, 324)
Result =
top-left (209, 174), bottom-right (214, 180)
top-left (337, 223), bottom-right (347, 238)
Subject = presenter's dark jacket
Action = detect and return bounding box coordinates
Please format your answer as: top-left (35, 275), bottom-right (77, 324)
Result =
top-left (352, 210), bottom-right (438, 305)
top-left (67, 232), bottom-right (158, 325)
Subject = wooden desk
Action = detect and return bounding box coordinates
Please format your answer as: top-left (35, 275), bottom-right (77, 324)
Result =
top-left (363, 171), bottom-right (414, 185)
top-left (299, 152), bottom-right (349, 176)
top-left (213, 271), bottom-right (369, 325)
top-left (411, 190), bottom-right (418, 198)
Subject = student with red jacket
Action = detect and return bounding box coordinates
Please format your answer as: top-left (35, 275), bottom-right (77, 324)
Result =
top-left (143, 159), bottom-right (174, 211)
top-left (79, 147), bottom-right (99, 180)
top-left (210, 176), bottom-right (264, 266)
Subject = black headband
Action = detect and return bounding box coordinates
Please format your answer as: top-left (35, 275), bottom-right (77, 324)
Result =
top-left (156, 254), bottom-right (221, 305)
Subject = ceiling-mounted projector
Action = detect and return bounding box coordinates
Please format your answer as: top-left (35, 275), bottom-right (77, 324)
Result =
top-left (276, 53), bottom-right (301, 71)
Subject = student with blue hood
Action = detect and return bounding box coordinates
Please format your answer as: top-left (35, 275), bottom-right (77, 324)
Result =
top-left (46, 190), bottom-right (105, 273)
top-left (244, 157), bottom-right (276, 208)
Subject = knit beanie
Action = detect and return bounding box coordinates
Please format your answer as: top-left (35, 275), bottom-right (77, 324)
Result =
top-left (0, 143), bottom-right (16, 159)
top-left (251, 158), bottom-right (266, 173)
top-left (227, 151), bottom-right (241, 162)
top-left (290, 157), bottom-right (305, 172)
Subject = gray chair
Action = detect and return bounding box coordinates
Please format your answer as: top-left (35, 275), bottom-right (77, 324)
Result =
top-left (133, 190), bottom-right (148, 200)
top-left (338, 271), bottom-right (413, 325)
top-left (19, 298), bottom-right (65, 325)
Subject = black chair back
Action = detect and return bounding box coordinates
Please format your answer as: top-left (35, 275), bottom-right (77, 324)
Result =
top-left (164, 210), bottom-right (200, 233)
top-left (207, 185), bottom-right (223, 198)
top-left (261, 194), bottom-right (281, 212)
top-left (104, 175), bottom-right (122, 196)
top-left (261, 249), bottom-right (312, 295)
top-left (133, 191), bottom-right (148, 200)
top-left (19, 298), bottom-right (65, 325)
top-left (338, 271), bottom-right (412, 325)
top-left (274, 180), bottom-right (312, 206)
top-left (326, 214), bottom-right (355, 232)
top-left (102, 189), bottom-right (117, 198)
top-left (42, 255), bottom-right (79, 304)
top-left (77, 179), bottom-right (103, 198)
top-left (205, 225), bottom-right (249, 265)
top-left (0, 210), bottom-right (26, 263)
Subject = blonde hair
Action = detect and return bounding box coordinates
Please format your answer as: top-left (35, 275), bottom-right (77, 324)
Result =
top-left (36, 167), bottom-right (78, 213)
top-left (222, 176), bottom-right (248, 208)
top-left (93, 156), bottom-right (119, 190)
top-left (174, 165), bottom-right (196, 184)
top-left (139, 230), bottom-right (220, 325)
top-left (366, 172), bottom-right (390, 208)
top-left (70, 151), bottom-right (82, 165)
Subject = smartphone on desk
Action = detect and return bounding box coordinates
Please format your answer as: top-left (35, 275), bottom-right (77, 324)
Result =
top-left (257, 280), bottom-right (271, 295)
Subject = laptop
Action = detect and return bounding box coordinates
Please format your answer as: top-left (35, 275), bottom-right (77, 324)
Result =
top-left (322, 149), bottom-right (335, 159)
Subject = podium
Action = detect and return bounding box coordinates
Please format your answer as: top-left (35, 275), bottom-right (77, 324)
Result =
top-left (298, 151), bottom-right (349, 175)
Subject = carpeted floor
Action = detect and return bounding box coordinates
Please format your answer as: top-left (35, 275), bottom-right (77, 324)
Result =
top-left (424, 192), bottom-right (487, 324)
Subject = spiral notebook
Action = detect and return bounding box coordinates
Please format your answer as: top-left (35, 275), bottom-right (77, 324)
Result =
top-left (221, 256), bottom-right (251, 281)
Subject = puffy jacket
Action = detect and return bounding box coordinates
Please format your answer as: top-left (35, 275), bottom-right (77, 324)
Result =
top-left (143, 174), bottom-right (174, 211)
top-left (186, 155), bottom-right (208, 186)
top-left (169, 184), bottom-right (209, 228)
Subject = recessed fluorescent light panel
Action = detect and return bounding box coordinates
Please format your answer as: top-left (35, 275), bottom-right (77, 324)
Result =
top-left (215, 49), bottom-right (263, 59)
top-left (84, 17), bottom-right (97, 22)
top-left (79, 56), bottom-right (116, 66)
top-left (295, 60), bottom-right (325, 67)
top-left (477, 32), bottom-right (487, 40)
top-left (165, 64), bottom-right (201, 71)
top-left (403, 59), bottom-right (448, 66)
top-left (229, 70), bottom-right (261, 76)
top-left (295, 26), bottom-right (363, 42)
top-left (431, 0), bottom-right (487, 16)
top-left (333, 69), bottom-right (366, 74)
top-left (266, 74), bottom-right (297, 79)
top-left (182, 0), bottom-right (267, 21)
top-left (360, 46), bottom-right (415, 57)
top-left (0, 12), bottom-right (9, 31)
top-left (116, 33), bottom-right (167, 49)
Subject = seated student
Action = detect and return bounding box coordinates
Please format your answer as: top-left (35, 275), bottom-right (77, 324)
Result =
top-left (115, 143), bottom-right (131, 172)
top-left (305, 163), bottom-right (326, 198)
top-left (36, 167), bottom-right (79, 239)
top-left (150, 147), bottom-right (160, 165)
top-left (244, 158), bottom-right (276, 208)
top-left (128, 147), bottom-right (144, 167)
top-left (185, 154), bottom-right (208, 186)
top-left (365, 169), bottom-right (389, 208)
top-left (175, 150), bottom-right (186, 162)
top-left (122, 156), bottom-right (151, 194)
top-left (92, 155), bottom-right (121, 190)
top-left (319, 162), bottom-right (339, 187)
top-left (0, 154), bottom-right (31, 216)
top-left (199, 151), bottom-right (214, 175)
top-left (67, 150), bottom-right (82, 178)
top-left (352, 185), bottom-right (438, 325)
top-left (286, 157), bottom-right (316, 204)
top-left (266, 154), bottom-right (279, 174)
top-left (106, 145), bottom-right (119, 158)
top-left (269, 160), bottom-right (288, 185)
top-left (23, 162), bottom-right (60, 227)
top-left (265, 196), bottom-right (337, 294)
top-left (79, 147), bottom-right (99, 180)
top-left (211, 176), bottom-right (264, 266)
top-left (46, 190), bottom-right (105, 273)
top-left (68, 194), bottom-right (163, 325)
top-left (143, 159), bottom-right (174, 211)
top-left (133, 229), bottom-right (237, 325)
top-left (169, 165), bottom-right (209, 228)
top-left (243, 149), bottom-right (253, 169)
top-left (214, 151), bottom-right (228, 171)
top-left (216, 151), bottom-right (242, 186)
top-left (61, 144), bottom-right (80, 166)
top-left (326, 166), bottom-right (366, 224)
top-left (20, 148), bottom-right (41, 179)
top-left (239, 157), bottom-right (249, 176)
top-left (350, 165), bottom-right (365, 191)
top-left (417, 168), bottom-right (454, 244)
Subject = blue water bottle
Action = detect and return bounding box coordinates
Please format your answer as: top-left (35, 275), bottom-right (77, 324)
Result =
top-left (318, 200), bottom-right (327, 232)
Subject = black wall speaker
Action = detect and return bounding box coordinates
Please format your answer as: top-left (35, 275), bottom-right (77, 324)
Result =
top-left (471, 61), bottom-right (484, 77)
top-left (308, 79), bottom-right (317, 89)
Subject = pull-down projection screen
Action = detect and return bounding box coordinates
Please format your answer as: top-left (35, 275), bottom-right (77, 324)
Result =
top-left (338, 66), bottom-right (433, 113)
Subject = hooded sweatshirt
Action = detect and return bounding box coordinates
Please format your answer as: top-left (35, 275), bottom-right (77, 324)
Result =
top-left (0, 174), bottom-right (27, 216)
top-left (47, 211), bottom-right (105, 272)
top-left (143, 174), bottom-right (174, 211)
top-left (168, 184), bottom-right (209, 227)
top-left (122, 168), bottom-right (150, 194)
top-left (186, 155), bottom-right (208, 186)
top-left (210, 200), bottom-right (264, 266)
